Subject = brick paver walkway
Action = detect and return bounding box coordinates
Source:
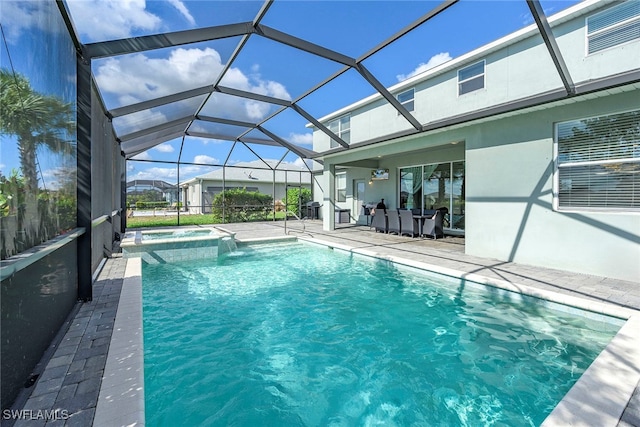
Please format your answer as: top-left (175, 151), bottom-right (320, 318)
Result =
top-left (11, 257), bottom-right (125, 427)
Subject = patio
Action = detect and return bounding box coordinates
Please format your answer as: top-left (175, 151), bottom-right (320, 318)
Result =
top-left (10, 220), bottom-right (640, 426)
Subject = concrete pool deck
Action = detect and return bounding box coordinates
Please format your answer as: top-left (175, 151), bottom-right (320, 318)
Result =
top-left (11, 220), bottom-right (640, 426)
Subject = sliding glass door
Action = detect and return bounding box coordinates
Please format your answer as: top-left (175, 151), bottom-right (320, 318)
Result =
top-left (399, 161), bottom-right (465, 231)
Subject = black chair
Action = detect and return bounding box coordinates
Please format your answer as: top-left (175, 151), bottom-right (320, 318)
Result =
top-left (437, 206), bottom-right (449, 228)
top-left (371, 211), bottom-right (387, 233)
top-left (387, 210), bottom-right (401, 235)
top-left (399, 209), bottom-right (419, 237)
top-left (422, 210), bottom-right (444, 239)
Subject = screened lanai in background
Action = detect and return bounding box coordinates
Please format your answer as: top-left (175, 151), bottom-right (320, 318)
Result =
top-left (2, 0), bottom-right (640, 411)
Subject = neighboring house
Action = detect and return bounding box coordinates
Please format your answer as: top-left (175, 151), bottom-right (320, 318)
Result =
top-left (311, 0), bottom-right (640, 282)
top-left (126, 179), bottom-right (179, 204)
top-left (180, 160), bottom-right (311, 214)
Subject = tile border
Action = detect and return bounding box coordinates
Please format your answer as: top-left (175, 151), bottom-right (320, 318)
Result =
top-left (542, 315), bottom-right (640, 427)
top-left (94, 257), bottom-right (145, 427)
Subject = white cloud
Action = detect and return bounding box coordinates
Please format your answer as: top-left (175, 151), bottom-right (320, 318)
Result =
top-left (96, 48), bottom-right (224, 105)
top-left (154, 143), bottom-right (175, 153)
top-left (113, 107), bottom-right (170, 137)
top-left (198, 138), bottom-right (228, 145)
top-left (128, 166), bottom-right (177, 182)
top-left (245, 101), bottom-right (270, 121)
top-left (397, 52), bottom-right (453, 82)
top-left (167, 0), bottom-right (196, 26)
top-left (127, 164), bottom-right (200, 182)
top-left (263, 81), bottom-right (291, 101)
top-left (288, 132), bottom-right (313, 146)
top-left (291, 157), bottom-right (313, 170)
top-left (126, 156), bottom-right (220, 182)
top-left (193, 155), bottom-right (218, 165)
top-left (0, 2), bottom-right (64, 42)
top-left (131, 151), bottom-right (152, 161)
top-left (66, 0), bottom-right (162, 41)
top-left (179, 165), bottom-right (209, 180)
top-left (234, 64), bottom-right (291, 101)
top-left (96, 47), bottom-right (291, 134)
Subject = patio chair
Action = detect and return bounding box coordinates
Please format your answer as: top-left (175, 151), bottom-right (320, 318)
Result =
top-left (399, 209), bottom-right (419, 237)
top-left (371, 210), bottom-right (387, 233)
top-left (387, 210), bottom-right (401, 235)
top-left (422, 210), bottom-right (444, 240)
top-left (437, 206), bottom-right (450, 228)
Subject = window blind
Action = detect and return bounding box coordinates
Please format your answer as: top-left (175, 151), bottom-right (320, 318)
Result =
top-left (587, 1), bottom-right (640, 54)
top-left (556, 110), bottom-right (640, 209)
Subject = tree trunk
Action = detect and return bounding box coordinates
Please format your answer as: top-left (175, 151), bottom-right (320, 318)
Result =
top-left (17, 134), bottom-right (41, 250)
top-left (18, 135), bottom-right (39, 193)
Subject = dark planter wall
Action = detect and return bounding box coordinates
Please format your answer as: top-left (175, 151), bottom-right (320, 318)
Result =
top-left (0, 239), bottom-right (78, 409)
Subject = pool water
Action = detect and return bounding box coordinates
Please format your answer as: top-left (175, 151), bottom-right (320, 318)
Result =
top-left (142, 242), bottom-right (621, 426)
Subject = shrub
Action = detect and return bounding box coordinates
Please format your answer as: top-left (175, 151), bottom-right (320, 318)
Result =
top-left (285, 187), bottom-right (312, 217)
top-left (212, 188), bottom-right (273, 222)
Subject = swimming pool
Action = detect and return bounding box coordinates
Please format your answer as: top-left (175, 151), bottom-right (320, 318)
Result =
top-left (142, 241), bottom-right (622, 426)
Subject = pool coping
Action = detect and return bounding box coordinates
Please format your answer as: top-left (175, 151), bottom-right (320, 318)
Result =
top-left (94, 257), bottom-right (144, 427)
top-left (100, 236), bottom-right (640, 426)
top-left (120, 225), bottom-right (227, 248)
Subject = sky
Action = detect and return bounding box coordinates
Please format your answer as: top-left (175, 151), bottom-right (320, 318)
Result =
top-left (1, 0), bottom-right (582, 186)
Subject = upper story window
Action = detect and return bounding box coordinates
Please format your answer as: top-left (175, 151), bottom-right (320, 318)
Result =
top-left (458, 61), bottom-right (485, 95)
top-left (587, 1), bottom-right (640, 54)
top-left (397, 88), bottom-right (415, 112)
top-left (328, 114), bottom-right (350, 149)
top-left (555, 109), bottom-right (640, 211)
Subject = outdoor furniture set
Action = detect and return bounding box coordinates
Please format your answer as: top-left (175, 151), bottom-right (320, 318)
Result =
top-left (371, 208), bottom-right (444, 239)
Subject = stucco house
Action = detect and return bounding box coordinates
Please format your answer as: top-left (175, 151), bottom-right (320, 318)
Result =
top-left (180, 160), bottom-right (311, 213)
top-left (310, 0), bottom-right (640, 282)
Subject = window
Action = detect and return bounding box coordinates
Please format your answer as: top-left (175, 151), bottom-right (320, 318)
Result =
top-left (336, 172), bottom-right (346, 202)
top-left (328, 114), bottom-right (350, 148)
top-left (587, 1), bottom-right (640, 54)
top-left (555, 110), bottom-right (640, 210)
top-left (458, 61), bottom-right (485, 95)
top-left (397, 88), bottom-right (414, 112)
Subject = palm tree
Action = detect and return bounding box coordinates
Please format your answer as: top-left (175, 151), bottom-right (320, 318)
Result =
top-left (0, 68), bottom-right (75, 193)
top-left (0, 67), bottom-right (75, 255)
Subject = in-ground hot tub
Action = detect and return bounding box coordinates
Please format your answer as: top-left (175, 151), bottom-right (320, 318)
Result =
top-left (121, 227), bottom-right (236, 264)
